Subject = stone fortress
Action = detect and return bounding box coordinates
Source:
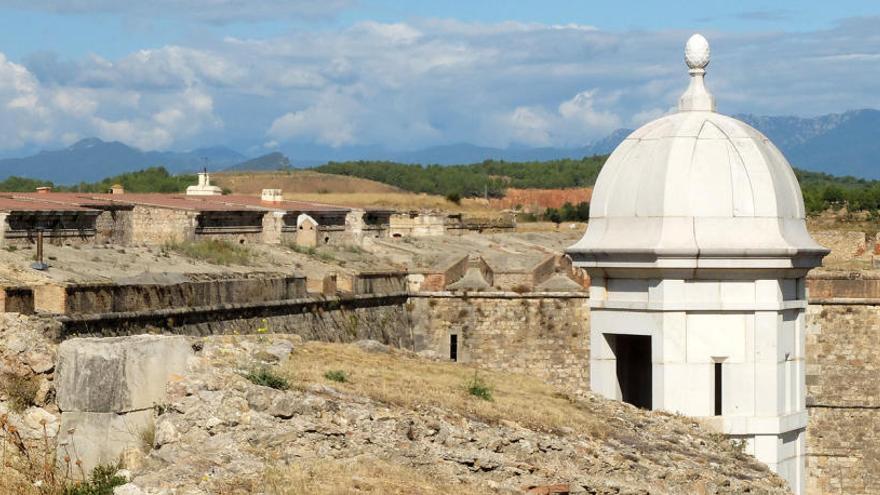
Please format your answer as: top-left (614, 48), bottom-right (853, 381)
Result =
top-left (0, 35), bottom-right (877, 495)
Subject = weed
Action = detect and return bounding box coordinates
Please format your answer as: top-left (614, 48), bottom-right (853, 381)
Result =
top-left (64, 463), bottom-right (127, 495)
top-left (3, 245), bottom-right (17, 252)
top-left (244, 367), bottom-right (290, 390)
top-left (162, 239), bottom-right (253, 266)
top-left (466, 372), bottom-right (493, 401)
top-left (288, 244), bottom-right (316, 256)
top-left (1, 374), bottom-right (39, 413)
top-left (323, 370), bottom-right (348, 383)
top-left (511, 284), bottom-right (530, 294)
top-left (138, 422), bottom-right (156, 452)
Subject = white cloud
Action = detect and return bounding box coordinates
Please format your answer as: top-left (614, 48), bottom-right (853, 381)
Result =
top-left (0, 50), bottom-right (222, 151)
top-left (3, 17), bottom-right (880, 154)
top-left (268, 88), bottom-right (362, 147)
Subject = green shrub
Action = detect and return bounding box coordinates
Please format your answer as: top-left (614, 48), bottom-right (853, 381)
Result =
top-left (466, 372), bottom-right (493, 401)
top-left (63, 463), bottom-right (127, 495)
top-left (288, 243), bottom-right (317, 256)
top-left (244, 367), bottom-right (290, 390)
top-left (163, 239), bottom-right (253, 266)
top-left (323, 370), bottom-right (348, 383)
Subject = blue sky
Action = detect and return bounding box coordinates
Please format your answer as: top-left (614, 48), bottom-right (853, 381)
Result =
top-left (0, 1), bottom-right (877, 156)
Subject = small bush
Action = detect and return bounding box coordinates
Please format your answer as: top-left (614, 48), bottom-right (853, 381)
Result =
top-left (139, 422), bottom-right (156, 452)
top-left (63, 463), bottom-right (127, 495)
top-left (324, 370), bottom-right (348, 383)
top-left (1, 374), bottom-right (39, 412)
top-left (289, 244), bottom-right (316, 256)
top-left (466, 372), bottom-right (493, 401)
top-left (244, 367), bottom-right (290, 390)
top-left (511, 284), bottom-right (530, 294)
top-left (163, 239), bottom-right (253, 266)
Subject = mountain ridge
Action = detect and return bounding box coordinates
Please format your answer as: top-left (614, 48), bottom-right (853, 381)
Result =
top-left (0, 108), bottom-right (877, 182)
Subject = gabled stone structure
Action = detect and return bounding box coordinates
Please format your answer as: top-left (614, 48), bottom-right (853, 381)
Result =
top-left (566, 34), bottom-right (828, 494)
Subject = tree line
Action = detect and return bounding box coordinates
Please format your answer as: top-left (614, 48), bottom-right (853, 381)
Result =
top-left (0, 167), bottom-right (197, 194)
top-left (315, 157), bottom-right (605, 200)
top-left (0, 159), bottom-right (877, 217)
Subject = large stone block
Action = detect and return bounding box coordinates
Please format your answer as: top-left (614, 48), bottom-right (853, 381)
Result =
top-left (56, 335), bottom-right (191, 413)
top-left (56, 409), bottom-right (153, 475)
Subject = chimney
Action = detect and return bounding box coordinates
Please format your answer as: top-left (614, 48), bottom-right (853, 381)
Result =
top-left (261, 189), bottom-right (283, 203)
top-left (35, 186), bottom-right (52, 194)
top-left (110, 184), bottom-right (125, 195)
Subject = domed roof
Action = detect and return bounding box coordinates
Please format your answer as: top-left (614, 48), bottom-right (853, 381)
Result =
top-left (567, 34), bottom-right (827, 268)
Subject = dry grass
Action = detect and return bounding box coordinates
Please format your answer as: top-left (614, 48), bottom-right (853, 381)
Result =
top-left (283, 192), bottom-right (502, 216)
top-left (1, 374), bottom-right (39, 413)
top-left (162, 239), bottom-right (254, 266)
top-left (282, 342), bottom-right (606, 436)
top-left (213, 171), bottom-right (400, 195)
top-left (264, 457), bottom-right (466, 495)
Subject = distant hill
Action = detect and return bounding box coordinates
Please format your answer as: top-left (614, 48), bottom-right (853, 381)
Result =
top-left (738, 109), bottom-right (880, 178)
top-left (0, 138), bottom-right (244, 184)
top-left (0, 108), bottom-right (877, 183)
top-left (281, 133), bottom-right (628, 166)
top-left (226, 152), bottom-right (292, 171)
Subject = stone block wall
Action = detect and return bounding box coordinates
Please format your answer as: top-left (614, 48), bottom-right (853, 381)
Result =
top-left (94, 209), bottom-right (133, 245)
top-left (811, 230), bottom-right (868, 265)
top-left (805, 303), bottom-right (880, 494)
top-left (35, 275), bottom-right (308, 316)
top-left (410, 293), bottom-right (590, 394)
top-left (0, 286), bottom-right (34, 314)
top-left (130, 206), bottom-right (197, 245)
top-left (349, 271), bottom-right (408, 295)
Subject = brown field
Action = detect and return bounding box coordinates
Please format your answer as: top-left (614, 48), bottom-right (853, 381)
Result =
top-left (212, 170), bottom-right (401, 195)
top-left (213, 171), bottom-right (503, 215)
top-left (489, 187), bottom-right (592, 212)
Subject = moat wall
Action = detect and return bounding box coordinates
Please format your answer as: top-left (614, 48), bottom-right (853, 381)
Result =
top-left (409, 292), bottom-right (590, 394)
top-left (4, 272), bottom-right (880, 494)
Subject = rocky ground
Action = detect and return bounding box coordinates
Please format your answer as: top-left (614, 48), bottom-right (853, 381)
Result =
top-left (110, 336), bottom-right (788, 495)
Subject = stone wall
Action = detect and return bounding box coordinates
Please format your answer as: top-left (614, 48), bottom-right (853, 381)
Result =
top-left (410, 292), bottom-right (590, 393)
top-left (57, 293), bottom-right (412, 345)
top-left (805, 303), bottom-right (880, 494)
top-left (130, 206), bottom-right (197, 245)
top-left (94, 208), bottom-right (133, 245)
top-left (34, 275), bottom-right (307, 315)
top-left (811, 230), bottom-right (868, 265)
top-left (0, 286), bottom-right (34, 314)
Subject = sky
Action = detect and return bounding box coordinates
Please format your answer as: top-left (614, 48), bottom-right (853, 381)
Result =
top-left (0, 0), bottom-right (877, 156)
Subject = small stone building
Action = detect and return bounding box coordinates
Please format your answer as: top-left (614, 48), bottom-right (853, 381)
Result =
top-left (567, 34), bottom-right (827, 494)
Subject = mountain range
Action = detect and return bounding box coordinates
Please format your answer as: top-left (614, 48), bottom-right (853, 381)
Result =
top-left (0, 109), bottom-right (877, 183)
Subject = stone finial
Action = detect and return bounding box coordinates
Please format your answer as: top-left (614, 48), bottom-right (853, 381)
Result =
top-left (685, 33), bottom-right (710, 70)
top-left (678, 33), bottom-right (716, 112)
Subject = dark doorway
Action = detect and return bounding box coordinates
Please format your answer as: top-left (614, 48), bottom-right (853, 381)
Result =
top-left (449, 334), bottom-right (458, 362)
top-left (608, 334), bottom-right (652, 409)
top-left (714, 362), bottom-right (723, 416)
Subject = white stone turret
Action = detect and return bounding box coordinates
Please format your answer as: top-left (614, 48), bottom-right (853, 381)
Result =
top-left (186, 170), bottom-right (223, 196)
top-left (566, 34), bottom-right (827, 494)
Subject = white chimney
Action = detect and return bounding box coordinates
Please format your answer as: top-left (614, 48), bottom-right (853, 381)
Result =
top-left (261, 189), bottom-right (283, 202)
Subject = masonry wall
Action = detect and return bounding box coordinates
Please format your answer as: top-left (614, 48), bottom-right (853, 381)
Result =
top-left (804, 302), bottom-right (880, 494)
top-left (58, 294), bottom-right (412, 349)
top-left (37, 275), bottom-right (307, 316)
top-left (95, 209), bottom-right (133, 245)
top-left (129, 206), bottom-right (197, 245)
top-left (410, 293), bottom-right (590, 394)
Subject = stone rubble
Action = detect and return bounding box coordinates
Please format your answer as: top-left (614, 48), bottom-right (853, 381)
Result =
top-left (116, 336), bottom-right (789, 495)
